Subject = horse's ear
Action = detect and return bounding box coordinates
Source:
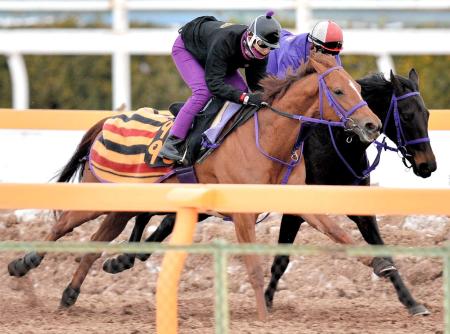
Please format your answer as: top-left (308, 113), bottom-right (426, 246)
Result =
top-left (309, 54), bottom-right (327, 74)
top-left (390, 70), bottom-right (401, 90)
top-left (408, 68), bottom-right (419, 88)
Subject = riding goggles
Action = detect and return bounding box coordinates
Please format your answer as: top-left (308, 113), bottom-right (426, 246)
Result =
top-left (256, 38), bottom-right (276, 50)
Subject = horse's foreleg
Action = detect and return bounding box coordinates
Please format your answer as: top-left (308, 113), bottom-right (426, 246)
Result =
top-left (300, 213), bottom-right (374, 268)
top-left (8, 210), bottom-right (103, 278)
top-left (61, 212), bottom-right (135, 308)
top-left (233, 213), bottom-right (268, 321)
top-left (349, 215), bottom-right (396, 277)
top-left (349, 215), bottom-right (430, 316)
top-left (265, 214), bottom-right (304, 309)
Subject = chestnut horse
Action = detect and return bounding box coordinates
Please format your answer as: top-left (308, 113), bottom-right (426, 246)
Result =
top-left (8, 52), bottom-right (381, 320)
top-left (103, 69), bottom-right (436, 316)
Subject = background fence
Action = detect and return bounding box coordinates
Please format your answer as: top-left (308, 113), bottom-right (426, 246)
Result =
top-left (1, 108), bottom-right (450, 333)
top-left (1, 0), bottom-right (449, 109)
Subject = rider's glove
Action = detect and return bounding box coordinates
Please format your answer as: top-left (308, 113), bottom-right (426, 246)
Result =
top-left (239, 92), bottom-right (263, 107)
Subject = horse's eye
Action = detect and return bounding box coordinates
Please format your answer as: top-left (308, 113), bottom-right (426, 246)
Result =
top-left (333, 89), bottom-right (343, 96)
top-left (401, 112), bottom-right (414, 121)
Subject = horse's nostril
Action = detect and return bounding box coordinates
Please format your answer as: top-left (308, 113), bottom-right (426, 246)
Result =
top-left (365, 122), bottom-right (379, 133)
top-left (419, 162), bottom-right (436, 174)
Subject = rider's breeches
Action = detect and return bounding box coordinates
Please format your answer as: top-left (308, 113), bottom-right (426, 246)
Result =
top-left (170, 35), bottom-right (247, 139)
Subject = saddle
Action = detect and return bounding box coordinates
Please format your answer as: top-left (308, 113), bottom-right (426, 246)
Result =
top-left (171, 98), bottom-right (258, 165)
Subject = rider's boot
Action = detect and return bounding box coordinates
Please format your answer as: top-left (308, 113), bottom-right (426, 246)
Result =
top-left (158, 135), bottom-right (184, 161)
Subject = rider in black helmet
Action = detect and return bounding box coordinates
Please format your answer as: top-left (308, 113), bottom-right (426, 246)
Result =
top-left (242, 11), bottom-right (281, 60)
top-left (159, 12), bottom-right (281, 161)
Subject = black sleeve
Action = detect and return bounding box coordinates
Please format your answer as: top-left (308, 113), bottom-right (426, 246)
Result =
top-left (204, 44), bottom-right (243, 103)
top-left (245, 59), bottom-right (268, 92)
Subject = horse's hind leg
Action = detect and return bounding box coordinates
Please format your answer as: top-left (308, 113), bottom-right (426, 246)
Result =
top-left (349, 215), bottom-right (430, 316)
top-left (8, 163), bottom-right (103, 277)
top-left (233, 213), bottom-right (268, 321)
top-left (61, 212), bottom-right (134, 308)
top-left (102, 212), bottom-right (154, 274)
top-left (135, 213), bottom-right (209, 261)
top-left (103, 213), bottom-right (211, 274)
top-left (135, 213), bottom-right (179, 261)
top-left (8, 209), bottom-right (104, 277)
top-left (265, 214), bottom-right (304, 309)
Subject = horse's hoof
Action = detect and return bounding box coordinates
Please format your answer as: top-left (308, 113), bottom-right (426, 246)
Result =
top-left (372, 257), bottom-right (397, 278)
top-left (117, 254), bottom-right (135, 269)
top-left (23, 252), bottom-right (43, 269)
top-left (136, 253), bottom-right (150, 262)
top-left (8, 252), bottom-right (43, 277)
top-left (60, 286), bottom-right (80, 308)
top-left (102, 254), bottom-right (134, 274)
top-left (103, 258), bottom-right (120, 274)
top-left (409, 304), bottom-right (431, 316)
top-left (8, 259), bottom-right (28, 277)
top-left (264, 291), bottom-right (273, 310)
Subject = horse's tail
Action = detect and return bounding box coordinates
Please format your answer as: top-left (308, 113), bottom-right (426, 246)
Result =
top-left (55, 117), bottom-right (108, 183)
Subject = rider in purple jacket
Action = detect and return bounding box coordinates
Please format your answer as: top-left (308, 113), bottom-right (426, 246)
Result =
top-left (267, 20), bottom-right (343, 78)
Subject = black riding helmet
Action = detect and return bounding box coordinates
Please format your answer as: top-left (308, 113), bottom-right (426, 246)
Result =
top-left (247, 11), bottom-right (281, 49)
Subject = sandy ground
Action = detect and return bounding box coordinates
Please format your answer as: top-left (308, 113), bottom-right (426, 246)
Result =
top-left (0, 211), bottom-right (448, 334)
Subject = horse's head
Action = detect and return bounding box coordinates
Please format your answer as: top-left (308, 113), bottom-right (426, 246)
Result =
top-left (385, 69), bottom-right (437, 177)
top-left (307, 52), bottom-right (381, 143)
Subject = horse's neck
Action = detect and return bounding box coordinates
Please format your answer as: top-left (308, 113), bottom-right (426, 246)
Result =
top-left (363, 87), bottom-right (392, 135)
top-left (262, 83), bottom-right (318, 157)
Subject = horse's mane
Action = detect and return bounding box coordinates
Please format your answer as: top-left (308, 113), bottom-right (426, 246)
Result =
top-left (261, 53), bottom-right (338, 104)
top-left (356, 72), bottom-right (415, 101)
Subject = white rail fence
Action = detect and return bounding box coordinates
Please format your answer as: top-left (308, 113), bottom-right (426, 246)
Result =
top-left (1, 0), bottom-right (449, 109)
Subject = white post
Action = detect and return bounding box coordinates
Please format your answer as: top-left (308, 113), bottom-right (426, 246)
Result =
top-left (295, 0), bottom-right (312, 33)
top-left (112, 51), bottom-right (130, 110)
top-left (112, 0), bottom-right (130, 110)
top-left (376, 53), bottom-right (395, 78)
top-left (7, 53), bottom-right (29, 109)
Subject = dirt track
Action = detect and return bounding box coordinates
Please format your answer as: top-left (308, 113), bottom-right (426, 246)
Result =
top-left (0, 211), bottom-right (448, 333)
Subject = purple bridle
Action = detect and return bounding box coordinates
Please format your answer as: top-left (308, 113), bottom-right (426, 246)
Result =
top-left (378, 91), bottom-right (430, 147)
top-left (328, 90), bottom-right (431, 182)
top-left (318, 66), bottom-right (368, 124)
top-left (255, 65), bottom-right (369, 184)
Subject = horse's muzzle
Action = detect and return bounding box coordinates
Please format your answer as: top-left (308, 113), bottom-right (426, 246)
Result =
top-left (413, 160), bottom-right (437, 178)
top-left (345, 118), bottom-right (381, 143)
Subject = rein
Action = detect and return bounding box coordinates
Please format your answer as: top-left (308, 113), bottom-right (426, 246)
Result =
top-left (254, 65), bottom-right (368, 184)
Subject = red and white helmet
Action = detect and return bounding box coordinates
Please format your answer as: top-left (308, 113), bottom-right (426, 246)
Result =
top-left (308, 20), bottom-right (343, 54)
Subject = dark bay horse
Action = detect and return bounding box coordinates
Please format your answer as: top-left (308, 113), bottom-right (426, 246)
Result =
top-left (264, 68), bottom-right (436, 316)
top-left (103, 69), bottom-right (436, 316)
top-left (7, 52), bottom-right (381, 321)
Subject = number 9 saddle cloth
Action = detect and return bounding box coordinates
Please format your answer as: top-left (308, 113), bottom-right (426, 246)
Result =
top-left (89, 107), bottom-right (175, 183)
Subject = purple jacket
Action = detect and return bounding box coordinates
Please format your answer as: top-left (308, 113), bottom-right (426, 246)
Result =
top-left (267, 29), bottom-right (342, 78)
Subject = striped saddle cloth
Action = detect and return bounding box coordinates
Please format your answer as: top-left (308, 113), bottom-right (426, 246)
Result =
top-left (89, 107), bottom-right (175, 183)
